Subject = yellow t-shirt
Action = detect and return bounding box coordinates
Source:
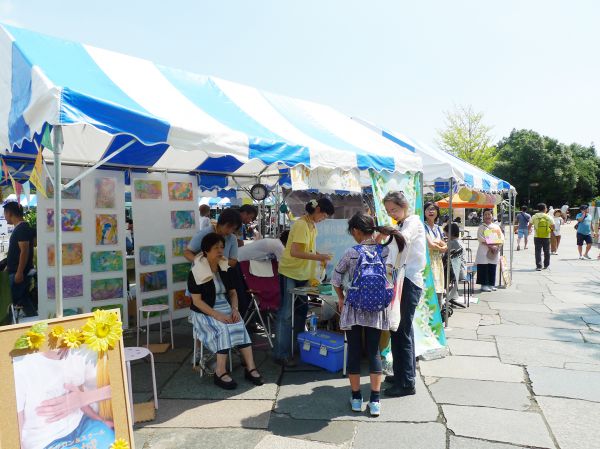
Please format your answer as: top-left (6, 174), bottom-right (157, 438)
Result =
top-left (279, 217), bottom-right (317, 281)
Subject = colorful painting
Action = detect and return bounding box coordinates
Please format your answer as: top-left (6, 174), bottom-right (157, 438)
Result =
top-left (140, 270), bottom-right (168, 293)
top-left (90, 251), bottom-right (124, 272)
top-left (96, 214), bottom-right (118, 245)
top-left (168, 182), bottom-right (193, 201)
top-left (46, 177), bottom-right (81, 200)
top-left (134, 179), bottom-right (162, 199)
top-left (47, 275), bottom-right (84, 299)
top-left (139, 245), bottom-right (166, 266)
top-left (91, 278), bottom-right (124, 301)
top-left (95, 177), bottom-right (116, 208)
top-left (174, 290), bottom-right (191, 310)
top-left (170, 210), bottom-right (195, 229)
top-left (172, 237), bottom-right (191, 257)
top-left (46, 209), bottom-right (82, 232)
top-left (142, 295), bottom-right (169, 317)
top-left (47, 243), bottom-right (83, 266)
top-left (172, 262), bottom-right (191, 283)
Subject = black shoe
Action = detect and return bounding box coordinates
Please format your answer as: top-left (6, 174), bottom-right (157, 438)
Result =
top-left (384, 375), bottom-right (395, 383)
top-left (245, 368), bottom-right (264, 386)
top-left (273, 357), bottom-right (298, 368)
top-left (384, 385), bottom-right (416, 397)
top-left (214, 372), bottom-right (237, 390)
top-left (535, 267), bottom-right (542, 271)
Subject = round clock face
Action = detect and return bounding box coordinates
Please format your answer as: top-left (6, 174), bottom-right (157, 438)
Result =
top-left (250, 184), bottom-right (268, 201)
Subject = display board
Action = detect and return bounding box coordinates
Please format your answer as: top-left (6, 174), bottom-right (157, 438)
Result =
top-left (316, 219), bottom-right (356, 280)
top-left (37, 167), bottom-right (128, 326)
top-left (131, 173), bottom-right (198, 323)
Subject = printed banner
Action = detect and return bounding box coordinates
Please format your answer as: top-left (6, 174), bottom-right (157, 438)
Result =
top-left (291, 166), bottom-right (362, 193)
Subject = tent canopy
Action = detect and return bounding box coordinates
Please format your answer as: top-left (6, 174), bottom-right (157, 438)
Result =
top-left (436, 193), bottom-right (495, 209)
top-left (0, 24), bottom-right (422, 181)
top-left (353, 118), bottom-right (514, 193)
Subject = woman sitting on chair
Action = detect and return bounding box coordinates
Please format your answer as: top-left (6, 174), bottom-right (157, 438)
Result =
top-left (188, 232), bottom-right (264, 390)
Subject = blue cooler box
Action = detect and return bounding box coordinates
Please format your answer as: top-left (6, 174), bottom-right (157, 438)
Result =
top-left (297, 330), bottom-right (345, 372)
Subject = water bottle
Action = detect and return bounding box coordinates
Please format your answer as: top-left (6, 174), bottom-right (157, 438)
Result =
top-left (309, 313), bottom-right (318, 334)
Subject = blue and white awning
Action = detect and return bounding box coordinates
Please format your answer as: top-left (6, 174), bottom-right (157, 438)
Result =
top-left (0, 24), bottom-right (422, 179)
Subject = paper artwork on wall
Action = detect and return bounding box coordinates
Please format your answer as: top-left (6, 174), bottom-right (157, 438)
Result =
top-left (90, 251), bottom-right (124, 272)
top-left (134, 180), bottom-right (162, 199)
top-left (172, 237), bottom-right (191, 257)
top-left (47, 243), bottom-right (83, 266)
top-left (46, 209), bottom-right (82, 232)
top-left (140, 270), bottom-right (168, 292)
top-left (46, 178), bottom-right (81, 200)
top-left (95, 177), bottom-right (116, 208)
top-left (47, 275), bottom-right (84, 299)
top-left (174, 290), bottom-right (191, 309)
top-left (91, 278), bottom-right (124, 301)
top-left (96, 214), bottom-right (118, 245)
top-left (170, 210), bottom-right (195, 229)
top-left (168, 182), bottom-right (193, 201)
top-left (139, 245), bottom-right (166, 266)
top-left (172, 262), bottom-right (191, 283)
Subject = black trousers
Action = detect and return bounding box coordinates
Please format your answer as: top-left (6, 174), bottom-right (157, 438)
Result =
top-left (346, 325), bottom-right (382, 375)
top-left (534, 237), bottom-right (551, 269)
top-left (476, 264), bottom-right (497, 286)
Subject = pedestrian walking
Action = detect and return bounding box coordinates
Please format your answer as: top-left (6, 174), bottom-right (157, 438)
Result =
top-left (514, 206), bottom-right (531, 251)
top-left (551, 209), bottom-right (564, 255)
top-left (575, 205), bottom-right (595, 260)
top-left (475, 209), bottom-right (504, 292)
top-left (532, 203), bottom-right (554, 270)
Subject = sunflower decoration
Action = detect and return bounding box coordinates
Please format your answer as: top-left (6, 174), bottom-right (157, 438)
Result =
top-left (109, 438), bottom-right (130, 449)
top-left (82, 309), bottom-right (123, 353)
top-left (62, 328), bottom-right (84, 349)
top-left (14, 322), bottom-right (48, 350)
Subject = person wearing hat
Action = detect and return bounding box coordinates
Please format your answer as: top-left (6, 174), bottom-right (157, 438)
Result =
top-left (575, 205), bottom-right (595, 260)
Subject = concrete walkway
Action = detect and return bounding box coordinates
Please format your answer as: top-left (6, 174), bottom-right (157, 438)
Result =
top-left (132, 225), bottom-right (600, 449)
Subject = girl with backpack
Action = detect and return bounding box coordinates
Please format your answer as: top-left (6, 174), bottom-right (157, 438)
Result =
top-left (333, 213), bottom-right (405, 417)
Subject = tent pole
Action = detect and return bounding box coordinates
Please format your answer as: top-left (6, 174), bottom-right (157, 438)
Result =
top-left (444, 178), bottom-right (453, 327)
top-left (509, 191), bottom-right (515, 278)
top-left (53, 126), bottom-right (64, 318)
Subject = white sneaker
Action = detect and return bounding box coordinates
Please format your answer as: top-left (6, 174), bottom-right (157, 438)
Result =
top-left (481, 286), bottom-right (492, 292)
top-left (491, 286), bottom-right (498, 291)
top-left (579, 256), bottom-right (584, 260)
top-left (584, 255), bottom-right (592, 260)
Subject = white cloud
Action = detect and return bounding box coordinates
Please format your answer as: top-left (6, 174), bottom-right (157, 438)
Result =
top-left (0, 0), bottom-right (23, 27)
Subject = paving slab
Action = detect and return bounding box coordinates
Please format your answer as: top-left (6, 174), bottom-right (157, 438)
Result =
top-left (514, 284), bottom-right (546, 293)
top-left (254, 435), bottom-right (340, 449)
top-left (537, 396), bottom-right (600, 449)
top-left (450, 436), bottom-right (529, 449)
top-left (564, 362), bottom-right (600, 371)
top-left (583, 315), bottom-right (600, 325)
top-left (477, 324), bottom-right (583, 343)
top-left (496, 336), bottom-right (600, 368)
top-left (419, 356), bottom-right (524, 382)
top-left (276, 370), bottom-right (438, 422)
top-left (448, 312), bottom-right (481, 330)
top-left (488, 302), bottom-right (551, 313)
top-left (447, 339), bottom-right (497, 357)
top-left (542, 302), bottom-right (598, 315)
top-left (443, 328), bottom-right (478, 340)
top-left (479, 314), bottom-right (502, 326)
top-left (528, 366), bottom-right (600, 402)
top-left (499, 310), bottom-right (589, 330)
top-left (353, 422), bottom-right (446, 449)
top-left (151, 347), bottom-right (193, 364)
top-left (134, 428), bottom-right (268, 449)
top-left (458, 303), bottom-right (500, 315)
top-left (131, 362), bottom-right (180, 393)
top-left (429, 378), bottom-right (531, 410)
top-left (268, 414), bottom-right (355, 445)
top-left (486, 291), bottom-right (544, 303)
top-left (581, 330), bottom-right (600, 344)
top-left (442, 405), bottom-right (555, 448)
top-left (142, 399), bottom-right (273, 428)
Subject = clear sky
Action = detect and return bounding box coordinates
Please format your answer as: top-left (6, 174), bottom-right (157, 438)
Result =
top-left (2, 0), bottom-right (599, 150)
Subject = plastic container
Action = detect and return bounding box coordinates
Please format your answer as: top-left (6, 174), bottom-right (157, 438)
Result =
top-left (309, 313), bottom-right (318, 334)
top-left (318, 283), bottom-right (334, 295)
top-left (297, 330), bottom-right (345, 372)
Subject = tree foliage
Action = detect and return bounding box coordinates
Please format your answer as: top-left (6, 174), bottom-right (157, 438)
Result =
top-left (436, 105), bottom-right (498, 172)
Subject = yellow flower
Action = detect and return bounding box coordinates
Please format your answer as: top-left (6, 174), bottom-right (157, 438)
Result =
top-left (109, 439), bottom-right (130, 449)
top-left (26, 331), bottom-right (45, 350)
top-left (82, 309), bottom-right (123, 352)
top-left (50, 325), bottom-right (65, 339)
top-left (62, 328), bottom-right (83, 349)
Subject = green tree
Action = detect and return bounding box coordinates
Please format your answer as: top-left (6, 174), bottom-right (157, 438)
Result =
top-left (570, 143), bottom-right (600, 205)
top-left (436, 105), bottom-right (498, 172)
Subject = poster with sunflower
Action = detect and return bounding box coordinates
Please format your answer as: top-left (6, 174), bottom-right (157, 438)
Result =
top-left (0, 310), bottom-right (134, 449)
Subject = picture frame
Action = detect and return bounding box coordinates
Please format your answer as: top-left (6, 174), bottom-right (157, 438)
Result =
top-left (0, 311), bottom-right (134, 449)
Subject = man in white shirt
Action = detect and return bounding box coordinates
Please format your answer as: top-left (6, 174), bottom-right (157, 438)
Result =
top-left (238, 231), bottom-right (288, 262)
top-left (198, 204), bottom-right (212, 230)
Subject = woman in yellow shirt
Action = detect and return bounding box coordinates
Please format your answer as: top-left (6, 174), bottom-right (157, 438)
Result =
top-left (273, 198), bottom-right (335, 366)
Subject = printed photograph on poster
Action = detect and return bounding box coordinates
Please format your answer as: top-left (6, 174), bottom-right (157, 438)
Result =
top-left (133, 180), bottom-right (162, 199)
top-left (47, 275), bottom-right (84, 299)
top-left (172, 262), bottom-right (191, 283)
top-left (91, 278), bottom-right (124, 301)
top-left (172, 237), bottom-right (191, 257)
top-left (96, 214), bottom-right (118, 245)
top-left (90, 251), bottom-right (124, 273)
top-left (170, 210), bottom-right (195, 229)
top-left (140, 270), bottom-right (168, 293)
top-left (139, 245), bottom-right (166, 266)
top-left (46, 209), bottom-right (82, 232)
top-left (174, 290), bottom-right (191, 310)
top-left (167, 182), bottom-right (193, 201)
top-left (47, 243), bottom-right (83, 266)
top-left (46, 178), bottom-right (81, 200)
top-left (95, 177), bottom-right (116, 209)
top-left (142, 295), bottom-right (169, 317)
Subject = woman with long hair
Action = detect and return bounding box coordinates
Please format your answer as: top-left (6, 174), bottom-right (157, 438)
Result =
top-left (475, 209), bottom-right (504, 292)
top-left (423, 201), bottom-right (447, 307)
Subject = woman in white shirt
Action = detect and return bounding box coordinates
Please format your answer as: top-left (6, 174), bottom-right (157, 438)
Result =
top-left (551, 209), bottom-right (564, 255)
top-left (423, 201), bottom-right (447, 307)
top-left (382, 191), bottom-right (427, 398)
top-left (475, 209), bottom-right (504, 292)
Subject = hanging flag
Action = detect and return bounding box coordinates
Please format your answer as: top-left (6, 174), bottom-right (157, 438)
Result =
top-left (1, 157), bottom-right (9, 183)
top-left (22, 181), bottom-right (31, 206)
top-left (41, 125), bottom-right (53, 150)
top-left (29, 145), bottom-right (47, 198)
top-left (10, 175), bottom-right (22, 203)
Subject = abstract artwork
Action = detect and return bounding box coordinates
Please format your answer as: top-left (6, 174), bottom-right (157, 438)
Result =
top-left (140, 270), bottom-right (168, 293)
top-left (133, 179), bottom-right (162, 199)
top-left (91, 278), bottom-right (124, 301)
top-left (170, 210), bottom-right (195, 229)
top-left (46, 178), bottom-right (81, 200)
top-left (47, 243), bottom-right (83, 266)
top-left (168, 182), bottom-right (193, 201)
top-left (172, 237), bottom-right (191, 257)
top-left (96, 214), bottom-right (118, 245)
top-left (95, 177), bottom-right (116, 209)
top-left (172, 262), bottom-right (191, 283)
top-left (46, 209), bottom-right (82, 232)
top-left (139, 245), bottom-right (166, 266)
top-left (174, 290), bottom-right (191, 310)
top-left (90, 251), bottom-right (124, 272)
top-left (47, 275), bottom-right (84, 299)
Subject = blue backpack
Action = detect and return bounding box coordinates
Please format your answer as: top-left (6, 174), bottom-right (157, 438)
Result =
top-left (346, 244), bottom-right (394, 312)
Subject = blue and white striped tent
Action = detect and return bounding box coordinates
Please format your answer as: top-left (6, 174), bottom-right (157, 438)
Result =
top-left (0, 24), bottom-right (422, 184)
top-left (353, 118), bottom-right (514, 193)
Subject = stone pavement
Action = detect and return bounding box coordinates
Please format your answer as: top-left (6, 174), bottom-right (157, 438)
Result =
top-left (131, 225), bottom-right (600, 449)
